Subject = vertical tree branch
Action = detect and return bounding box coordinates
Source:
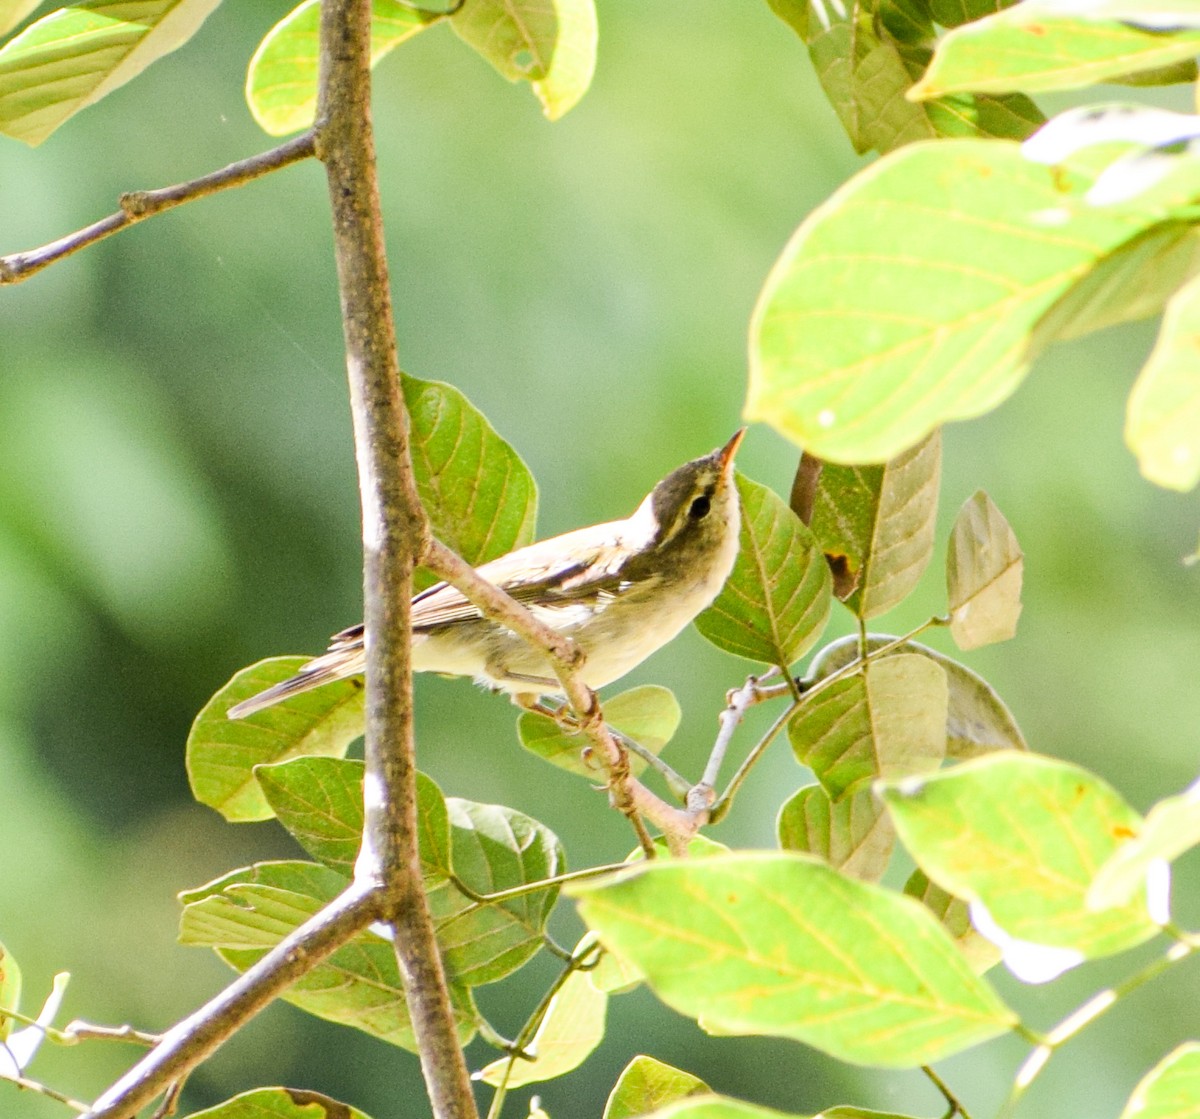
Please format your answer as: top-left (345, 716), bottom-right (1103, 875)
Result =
top-left (314, 3), bottom-right (478, 1118)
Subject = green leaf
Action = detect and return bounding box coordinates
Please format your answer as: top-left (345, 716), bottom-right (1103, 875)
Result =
top-left (0, 1), bottom-right (39, 38)
top-left (809, 634), bottom-right (1027, 758)
top-left (927, 0), bottom-right (1020, 29)
top-left (0, 940), bottom-right (20, 1042)
top-left (255, 759), bottom-right (451, 881)
top-left (179, 861), bottom-right (479, 1050)
top-left (912, 4), bottom-right (1200, 98)
top-left (747, 139), bottom-right (1196, 464)
top-left (518, 685), bottom-right (681, 779)
top-left (637, 1099), bottom-right (800, 1119)
top-left (1127, 270), bottom-right (1200, 490)
top-left (246, 0), bottom-right (441, 137)
top-left (404, 374), bottom-right (538, 591)
top-left (184, 1087), bottom-right (374, 1119)
top-left (604, 1056), bottom-right (710, 1119)
top-left (777, 784), bottom-right (895, 882)
top-left (807, 432), bottom-right (940, 618)
top-left (881, 754), bottom-right (1159, 972)
top-left (0, 0), bottom-right (221, 146)
top-left (1089, 780), bottom-right (1200, 913)
top-left (428, 798), bottom-right (563, 986)
top-left (695, 474), bottom-right (832, 666)
top-left (571, 852), bottom-right (1015, 1068)
top-left (1119, 1043), bottom-right (1200, 1119)
top-left (794, 0), bottom-right (1040, 155)
top-left (946, 490), bottom-right (1023, 650)
top-left (187, 658), bottom-right (364, 822)
top-left (449, 0), bottom-right (597, 120)
top-left (904, 869), bottom-right (1001, 975)
top-left (478, 965), bottom-right (607, 1087)
top-left (821, 1110), bottom-right (925, 1119)
top-left (790, 654), bottom-right (948, 800)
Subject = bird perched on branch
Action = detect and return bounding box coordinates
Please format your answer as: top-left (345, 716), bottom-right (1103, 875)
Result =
top-left (228, 429), bottom-right (745, 718)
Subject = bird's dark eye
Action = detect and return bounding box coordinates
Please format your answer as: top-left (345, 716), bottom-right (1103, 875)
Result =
top-left (688, 494), bottom-right (711, 520)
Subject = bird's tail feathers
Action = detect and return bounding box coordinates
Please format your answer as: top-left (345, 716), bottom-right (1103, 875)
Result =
top-left (227, 646), bottom-right (363, 719)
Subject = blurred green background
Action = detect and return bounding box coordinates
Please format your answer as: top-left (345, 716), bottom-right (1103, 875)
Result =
top-left (2, 3), bottom-right (1199, 1117)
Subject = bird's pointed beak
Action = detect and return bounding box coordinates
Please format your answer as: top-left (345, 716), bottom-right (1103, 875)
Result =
top-left (717, 428), bottom-right (747, 478)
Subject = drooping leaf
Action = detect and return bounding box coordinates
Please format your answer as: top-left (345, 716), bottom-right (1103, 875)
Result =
top-left (912, 3), bottom-right (1200, 99)
top-left (0, 0), bottom-right (39, 38)
top-left (478, 965), bottom-right (607, 1087)
top-left (807, 432), bottom-right (940, 619)
top-left (0, 0), bottom-right (222, 146)
top-left (518, 685), bottom-right (681, 779)
top-left (946, 490), bottom-right (1023, 650)
top-left (188, 658), bottom-right (364, 823)
top-left (778, 0), bottom-right (1040, 155)
top-left (808, 634), bottom-right (1027, 757)
top-left (427, 798), bottom-right (563, 986)
top-left (0, 941), bottom-right (20, 1042)
top-left (246, 0), bottom-right (442, 136)
top-left (404, 375), bottom-right (538, 590)
top-left (1126, 270), bottom-right (1200, 491)
top-left (747, 139), bottom-right (1200, 463)
top-left (604, 1056), bottom-right (710, 1119)
top-left (881, 754), bottom-right (1159, 967)
top-left (179, 860), bottom-right (479, 1050)
top-left (571, 852), bottom-right (1016, 1068)
top-left (449, 0), bottom-right (597, 120)
top-left (790, 654), bottom-right (948, 800)
top-left (1118, 1042), bottom-right (1200, 1119)
top-left (695, 474), bottom-right (832, 666)
top-left (1089, 780), bottom-right (1200, 912)
top-left (777, 784), bottom-right (895, 882)
top-left (255, 758), bottom-right (451, 881)
top-left (904, 869), bottom-right (1001, 975)
top-left (184, 1087), bottom-right (374, 1119)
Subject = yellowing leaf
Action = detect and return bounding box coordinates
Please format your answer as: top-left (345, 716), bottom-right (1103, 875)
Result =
top-left (946, 490), bottom-right (1023, 650)
top-left (0, 0), bottom-right (221, 146)
top-left (1127, 270), bottom-right (1200, 490)
top-left (478, 966), bottom-right (606, 1087)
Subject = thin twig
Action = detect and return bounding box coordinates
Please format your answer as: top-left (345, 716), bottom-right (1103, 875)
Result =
top-left (484, 940), bottom-right (602, 1119)
top-left (83, 885), bottom-right (380, 1119)
top-left (998, 938), bottom-right (1196, 1119)
top-left (314, 2), bottom-right (477, 1117)
top-left (922, 1065), bottom-right (972, 1119)
top-left (709, 699), bottom-right (801, 824)
top-left (696, 667), bottom-right (781, 799)
top-left (450, 862), bottom-right (628, 909)
top-left (421, 537), bottom-right (705, 852)
top-left (61, 1022), bottom-right (160, 1047)
top-left (5, 1073), bottom-right (90, 1112)
top-left (0, 132), bottom-right (316, 284)
top-left (149, 1079), bottom-right (184, 1119)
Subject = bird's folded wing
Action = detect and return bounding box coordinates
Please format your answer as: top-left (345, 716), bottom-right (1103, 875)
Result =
top-left (410, 522), bottom-right (633, 631)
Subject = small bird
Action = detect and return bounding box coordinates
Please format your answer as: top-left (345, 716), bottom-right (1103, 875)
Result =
top-left (228, 430), bottom-right (745, 718)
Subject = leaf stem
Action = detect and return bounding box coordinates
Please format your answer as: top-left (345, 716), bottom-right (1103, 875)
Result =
top-left (998, 938), bottom-right (1196, 1118)
top-left (484, 941), bottom-right (601, 1119)
top-left (921, 1065), bottom-right (972, 1119)
top-left (0, 132), bottom-right (316, 284)
top-left (452, 863), bottom-right (628, 909)
top-left (3, 1071), bottom-right (90, 1112)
